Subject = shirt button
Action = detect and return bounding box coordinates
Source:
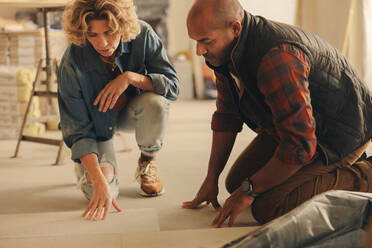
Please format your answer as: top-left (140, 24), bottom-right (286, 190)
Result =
top-left (108, 126), bottom-right (113, 131)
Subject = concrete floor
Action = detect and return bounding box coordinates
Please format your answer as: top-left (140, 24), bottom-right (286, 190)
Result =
top-left (0, 100), bottom-right (259, 247)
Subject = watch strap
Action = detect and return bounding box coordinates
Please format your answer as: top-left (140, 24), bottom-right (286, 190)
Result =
top-left (241, 178), bottom-right (260, 198)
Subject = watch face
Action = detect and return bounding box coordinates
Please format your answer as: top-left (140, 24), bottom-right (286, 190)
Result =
top-left (241, 179), bottom-right (251, 193)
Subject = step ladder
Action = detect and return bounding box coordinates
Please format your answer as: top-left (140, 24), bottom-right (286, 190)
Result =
top-left (12, 59), bottom-right (65, 165)
top-left (12, 7), bottom-right (65, 165)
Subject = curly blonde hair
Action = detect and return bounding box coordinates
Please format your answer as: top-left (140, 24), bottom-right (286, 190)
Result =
top-left (62, 0), bottom-right (140, 46)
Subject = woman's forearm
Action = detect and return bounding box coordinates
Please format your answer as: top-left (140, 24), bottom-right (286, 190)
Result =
top-left (125, 71), bottom-right (154, 91)
top-left (80, 153), bottom-right (106, 185)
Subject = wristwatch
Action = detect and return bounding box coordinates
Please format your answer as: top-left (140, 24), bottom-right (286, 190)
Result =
top-left (240, 178), bottom-right (259, 198)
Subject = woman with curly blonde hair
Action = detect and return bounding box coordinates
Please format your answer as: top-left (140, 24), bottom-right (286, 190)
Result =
top-left (58, 0), bottom-right (179, 221)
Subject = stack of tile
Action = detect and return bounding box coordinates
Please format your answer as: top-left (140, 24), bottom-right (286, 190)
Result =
top-left (0, 29), bottom-right (68, 67)
top-left (0, 66), bottom-right (21, 139)
top-left (0, 29), bottom-right (68, 138)
top-left (0, 67), bottom-right (45, 140)
top-left (8, 30), bottom-right (43, 67)
top-left (48, 30), bottom-right (69, 62)
top-left (0, 34), bottom-right (8, 66)
top-left (16, 68), bottom-right (45, 137)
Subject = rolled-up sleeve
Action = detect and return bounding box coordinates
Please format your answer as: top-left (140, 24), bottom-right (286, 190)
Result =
top-left (257, 44), bottom-right (316, 166)
top-left (211, 73), bottom-right (243, 132)
top-left (57, 57), bottom-right (98, 161)
top-left (144, 27), bottom-right (179, 101)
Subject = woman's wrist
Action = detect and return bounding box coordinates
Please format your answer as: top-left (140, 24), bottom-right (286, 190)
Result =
top-left (80, 153), bottom-right (107, 185)
top-left (124, 71), bottom-right (154, 91)
top-left (91, 174), bottom-right (108, 186)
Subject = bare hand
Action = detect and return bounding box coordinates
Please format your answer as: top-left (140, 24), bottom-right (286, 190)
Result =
top-left (82, 180), bottom-right (122, 221)
top-left (182, 177), bottom-right (221, 210)
top-left (212, 188), bottom-right (254, 228)
top-left (94, 72), bottom-right (130, 112)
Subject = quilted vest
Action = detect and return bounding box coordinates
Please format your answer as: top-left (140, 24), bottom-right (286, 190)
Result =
top-left (226, 11), bottom-right (372, 164)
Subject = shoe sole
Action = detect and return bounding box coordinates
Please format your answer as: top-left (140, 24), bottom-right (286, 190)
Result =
top-left (137, 187), bottom-right (165, 197)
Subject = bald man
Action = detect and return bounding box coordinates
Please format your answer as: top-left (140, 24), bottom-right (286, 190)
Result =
top-left (183, 0), bottom-right (372, 227)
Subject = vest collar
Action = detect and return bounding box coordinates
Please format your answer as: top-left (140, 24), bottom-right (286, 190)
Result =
top-left (230, 11), bottom-right (250, 70)
top-left (206, 11), bottom-right (251, 75)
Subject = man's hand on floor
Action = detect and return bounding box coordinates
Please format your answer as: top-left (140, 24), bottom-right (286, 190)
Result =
top-left (182, 176), bottom-right (221, 210)
top-left (212, 188), bottom-right (254, 228)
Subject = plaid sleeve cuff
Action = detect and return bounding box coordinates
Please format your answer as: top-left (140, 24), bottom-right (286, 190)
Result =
top-left (274, 136), bottom-right (317, 165)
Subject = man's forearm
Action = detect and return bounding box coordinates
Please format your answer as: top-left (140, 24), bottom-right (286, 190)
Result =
top-left (250, 156), bottom-right (302, 194)
top-left (207, 131), bottom-right (237, 179)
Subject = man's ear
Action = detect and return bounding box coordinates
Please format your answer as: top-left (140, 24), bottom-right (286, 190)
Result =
top-left (231, 21), bottom-right (242, 37)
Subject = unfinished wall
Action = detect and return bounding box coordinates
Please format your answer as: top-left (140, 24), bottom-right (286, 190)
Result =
top-left (167, 0), bottom-right (192, 56)
top-left (364, 0), bottom-right (372, 89)
top-left (299, 0), bottom-right (370, 89)
top-left (167, 0), bottom-right (298, 57)
top-left (1, 0), bottom-right (370, 91)
top-left (0, 1), bottom-right (298, 58)
top-left (239, 0), bottom-right (297, 24)
top-left (300, 0), bottom-right (350, 50)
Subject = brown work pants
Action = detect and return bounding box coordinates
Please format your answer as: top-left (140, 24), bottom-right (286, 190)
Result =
top-left (225, 133), bottom-right (372, 224)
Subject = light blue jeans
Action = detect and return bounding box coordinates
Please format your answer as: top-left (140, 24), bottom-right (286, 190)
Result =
top-left (75, 92), bottom-right (170, 200)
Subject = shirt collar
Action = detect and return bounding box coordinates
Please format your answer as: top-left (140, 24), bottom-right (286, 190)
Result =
top-left (230, 11), bottom-right (249, 71)
top-left (117, 38), bottom-right (130, 56)
top-left (81, 38), bottom-right (130, 72)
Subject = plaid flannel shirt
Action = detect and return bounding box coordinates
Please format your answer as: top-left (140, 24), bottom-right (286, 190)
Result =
top-left (257, 44), bottom-right (317, 165)
top-left (212, 43), bottom-right (317, 166)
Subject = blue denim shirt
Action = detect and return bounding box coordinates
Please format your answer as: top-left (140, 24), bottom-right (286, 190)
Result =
top-left (57, 20), bottom-right (179, 162)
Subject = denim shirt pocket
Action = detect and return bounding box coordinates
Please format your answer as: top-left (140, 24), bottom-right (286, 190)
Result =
top-left (82, 70), bottom-right (116, 141)
top-left (91, 109), bottom-right (115, 141)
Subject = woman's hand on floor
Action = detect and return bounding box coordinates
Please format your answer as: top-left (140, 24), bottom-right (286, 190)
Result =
top-left (81, 179), bottom-right (122, 221)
